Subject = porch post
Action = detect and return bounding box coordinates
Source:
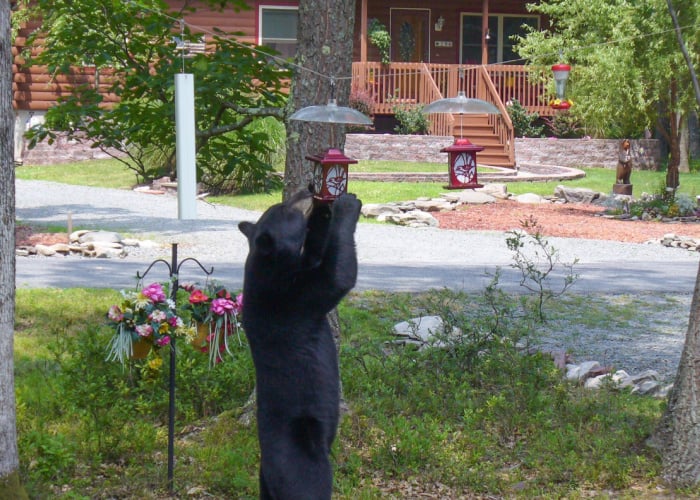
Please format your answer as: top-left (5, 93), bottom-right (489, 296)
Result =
top-left (481, 0), bottom-right (489, 65)
top-left (360, 0), bottom-right (367, 62)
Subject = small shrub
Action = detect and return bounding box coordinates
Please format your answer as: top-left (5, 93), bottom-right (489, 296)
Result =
top-left (393, 106), bottom-right (430, 135)
top-left (543, 110), bottom-right (583, 138)
top-left (626, 182), bottom-right (698, 218)
top-left (349, 86), bottom-right (374, 117)
top-left (506, 98), bottom-right (544, 138)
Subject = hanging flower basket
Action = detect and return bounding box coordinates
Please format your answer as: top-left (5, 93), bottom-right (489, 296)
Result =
top-left (106, 282), bottom-right (186, 364)
top-left (182, 283), bottom-right (244, 367)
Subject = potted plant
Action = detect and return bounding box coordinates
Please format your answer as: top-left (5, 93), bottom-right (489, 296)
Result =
top-left (368, 18), bottom-right (391, 65)
top-left (106, 282), bottom-right (187, 364)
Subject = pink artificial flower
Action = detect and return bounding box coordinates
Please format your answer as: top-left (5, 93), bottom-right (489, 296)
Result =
top-left (211, 297), bottom-right (236, 316)
top-left (234, 293), bottom-right (244, 314)
top-left (168, 316), bottom-right (183, 328)
top-left (156, 335), bottom-right (171, 347)
top-left (107, 305), bottom-right (123, 322)
top-left (189, 289), bottom-right (209, 304)
top-left (135, 324), bottom-right (154, 337)
top-left (142, 283), bottom-right (166, 303)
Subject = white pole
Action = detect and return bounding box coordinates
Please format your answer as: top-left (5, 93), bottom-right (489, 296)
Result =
top-left (175, 73), bottom-right (197, 220)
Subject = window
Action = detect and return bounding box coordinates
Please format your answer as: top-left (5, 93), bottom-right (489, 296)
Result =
top-left (259, 6), bottom-right (298, 59)
top-left (460, 14), bottom-right (539, 64)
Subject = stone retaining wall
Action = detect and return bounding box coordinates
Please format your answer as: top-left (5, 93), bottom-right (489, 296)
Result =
top-left (345, 134), bottom-right (453, 163)
top-left (515, 138), bottom-right (660, 170)
top-left (18, 128), bottom-right (662, 171)
top-left (20, 134), bottom-right (118, 165)
top-left (345, 134), bottom-right (661, 170)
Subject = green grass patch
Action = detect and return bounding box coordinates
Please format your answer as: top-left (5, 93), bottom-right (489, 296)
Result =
top-left (16, 159), bottom-right (139, 189)
top-left (14, 287), bottom-right (695, 498)
top-left (507, 168), bottom-right (700, 198)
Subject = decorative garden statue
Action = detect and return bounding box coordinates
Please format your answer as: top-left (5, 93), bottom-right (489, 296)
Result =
top-left (613, 139), bottom-right (633, 196)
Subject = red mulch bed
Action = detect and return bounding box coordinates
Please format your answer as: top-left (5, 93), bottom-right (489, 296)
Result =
top-left (433, 200), bottom-right (700, 243)
top-left (16, 225), bottom-right (69, 247)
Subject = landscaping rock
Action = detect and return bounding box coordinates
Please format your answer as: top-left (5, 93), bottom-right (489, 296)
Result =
top-left (35, 244), bottom-right (57, 256)
top-left (515, 193), bottom-right (546, 204)
top-left (477, 183), bottom-right (509, 200)
top-left (554, 185), bottom-right (602, 204)
top-left (78, 230), bottom-right (123, 244)
top-left (566, 360), bottom-right (601, 381)
top-left (393, 315), bottom-right (461, 348)
top-left (18, 229), bottom-right (156, 259)
top-left (456, 190), bottom-right (497, 205)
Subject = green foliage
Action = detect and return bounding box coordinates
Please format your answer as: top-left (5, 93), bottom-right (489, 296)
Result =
top-left (515, 0), bottom-right (697, 138)
top-left (543, 110), bottom-right (584, 138)
top-left (368, 18), bottom-right (391, 64)
top-left (23, 0), bottom-right (289, 193)
top-left (617, 181), bottom-right (699, 218)
top-left (338, 288), bottom-right (666, 496)
top-left (506, 99), bottom-right (544, 138)
top-left (393, 106), bottom-right (430, 135)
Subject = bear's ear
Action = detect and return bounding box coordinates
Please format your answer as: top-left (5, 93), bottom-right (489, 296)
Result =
top-left (238, 221), bottom-right (255, 239)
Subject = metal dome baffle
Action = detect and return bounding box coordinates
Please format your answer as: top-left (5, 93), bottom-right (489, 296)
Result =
top-left (422, 91), bottom-right (500, 189)
top-left (290, 83), bottom-right (372, 202)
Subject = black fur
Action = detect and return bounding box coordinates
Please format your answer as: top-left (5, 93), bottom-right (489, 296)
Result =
top-left (238, 191), bottom-right (361, 500)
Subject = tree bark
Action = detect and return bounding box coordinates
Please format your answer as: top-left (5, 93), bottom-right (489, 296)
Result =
top-left (0, 2), bottom-right (27, 498)
top-left (679, 114), bottom-right (689, 173)
top-left (651, 260), bottom-right (700, 486)
top-left (666, 80), bottom-right (680, 190)
top-left (283, 0), bottom-right (356, 200)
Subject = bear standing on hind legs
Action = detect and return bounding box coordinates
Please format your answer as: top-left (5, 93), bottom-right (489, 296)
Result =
top-left (238, 190), bottom-right (362, 500)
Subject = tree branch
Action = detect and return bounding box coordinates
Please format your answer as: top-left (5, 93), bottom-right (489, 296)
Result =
top-left (221, 101), bottom-right (286, 119)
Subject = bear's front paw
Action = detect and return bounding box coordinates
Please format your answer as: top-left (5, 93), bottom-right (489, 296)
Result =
top-left (333, 193), bottom-right (362, 220)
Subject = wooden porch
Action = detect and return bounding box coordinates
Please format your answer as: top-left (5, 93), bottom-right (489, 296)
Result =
top-left (351, 63), bottom-right (553, 168)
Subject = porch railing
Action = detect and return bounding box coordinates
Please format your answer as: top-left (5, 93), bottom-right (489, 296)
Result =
top-left (351, 62), bottom-right (552, 117)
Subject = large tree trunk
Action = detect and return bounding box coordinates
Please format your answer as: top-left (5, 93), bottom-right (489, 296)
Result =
top-left (650, 260), bottom-right (700, 486)
top-left (666, 80), bottom-right (680, 190)
top-left (283, 0), bottom-right (356, 199)
top-left (0, 2), bottom-right (27, 498)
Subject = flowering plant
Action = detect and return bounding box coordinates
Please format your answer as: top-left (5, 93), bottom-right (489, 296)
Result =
top-left (106, 282), bottom-right (188, 364)
top-left (182, 283), bottom-right (244, 366)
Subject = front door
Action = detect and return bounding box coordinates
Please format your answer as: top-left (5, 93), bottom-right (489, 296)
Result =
top-left (390, 8), bottom-right (430, 62)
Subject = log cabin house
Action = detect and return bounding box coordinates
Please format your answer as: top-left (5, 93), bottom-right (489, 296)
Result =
top-left (12, 1), bottom-right (554, 167)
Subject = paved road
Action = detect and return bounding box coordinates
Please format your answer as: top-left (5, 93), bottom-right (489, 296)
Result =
top-left (15, 180), bottom-right (700, 294)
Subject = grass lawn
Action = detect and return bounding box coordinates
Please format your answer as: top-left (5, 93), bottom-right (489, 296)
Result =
top-left (14, 287), bottom-right (691, 498)
top-left (17, 158), bottom-right (698, 213)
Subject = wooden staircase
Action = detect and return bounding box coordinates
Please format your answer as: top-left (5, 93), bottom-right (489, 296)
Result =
top-left (452, 114), bottom-right (512, 167)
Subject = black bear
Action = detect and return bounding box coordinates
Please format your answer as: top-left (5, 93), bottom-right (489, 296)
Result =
top-left (238, 190), bottom-right (361, 500)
